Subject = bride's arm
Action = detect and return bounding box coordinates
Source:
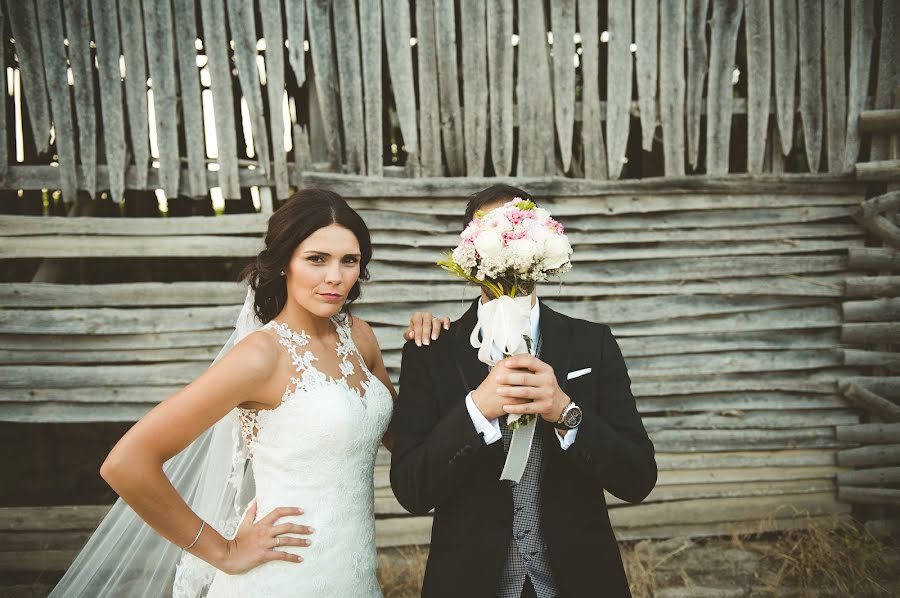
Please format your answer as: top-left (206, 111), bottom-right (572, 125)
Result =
top-left (99, 331), bottom-right (309, 574)
top-left (350, 317), bottom-right (397, 451)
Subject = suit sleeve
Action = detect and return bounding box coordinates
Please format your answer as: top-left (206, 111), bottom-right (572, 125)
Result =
top-left (563, 325), bottom-right (657, 504)
top-left (389, 340), bottom-right (498, 515)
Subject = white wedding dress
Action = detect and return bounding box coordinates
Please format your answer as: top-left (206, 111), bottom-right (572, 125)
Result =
top-left (204, 318), bottom-right (393, 597)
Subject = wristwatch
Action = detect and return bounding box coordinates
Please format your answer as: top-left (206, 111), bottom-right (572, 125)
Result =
top-left (554, 401), bottom-right (582, 430)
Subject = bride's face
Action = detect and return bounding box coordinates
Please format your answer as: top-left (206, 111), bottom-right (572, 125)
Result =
top-left (284, 223), bottom-right (362, 318)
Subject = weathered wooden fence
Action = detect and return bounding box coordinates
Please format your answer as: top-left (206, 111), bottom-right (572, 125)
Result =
top-left (0, 0), bottom-right (898, 208)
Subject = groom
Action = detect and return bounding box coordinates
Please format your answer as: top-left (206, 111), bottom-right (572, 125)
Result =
top-left (390, 185), bottom-right (657, 598)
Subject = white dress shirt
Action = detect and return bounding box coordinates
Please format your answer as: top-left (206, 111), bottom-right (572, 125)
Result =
top-left (464, 297), bottom-right (579, 449)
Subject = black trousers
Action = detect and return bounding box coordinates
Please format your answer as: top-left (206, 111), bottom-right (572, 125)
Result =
top-left (520, 576), bottom-right (537, 598)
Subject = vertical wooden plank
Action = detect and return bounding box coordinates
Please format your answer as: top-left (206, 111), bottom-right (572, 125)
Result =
top-left (0, 5), bottom-right (6, 181)
top-left (333, 0), bottom-right (365, 174)
top-left (744, 0), bottom-right (771, 174)
top-left (62, 0), bottom-right (97, 197)
top-left (797, 0), bottom-right (823, 172)
top-left (434, 0), bottom-right (464, 176)
top-left (705, 0), bottom-right (743, 176)
top-left (35, 0), bottom-right (77, 201)
top-left (578, 0), bottom-right (607, 179)
top-left (227, 0), bottom-right (272, 178)
top-left (606, 0), bottom-right (633, 179)
top-left (685, 0), bottom-right (709, 170)
top-left (634, 0), bottom-right (658, 152)
top-left (5, 0), bottom-right (51, 154)
top-left (658, 0), bottom-right (685, 176)
top-left (869, 0), bottom-right (895, 161)
top-left (843, 0), bottom-right (875, 173)
top-left (199, 0), bottom-right (241, 198)
top-left (143, 0), bottom-right (180, 198)
top-left (550, 0), bottom-right (575, 171)
top-left (517, 0), bottom-right (554, 176)
top-left (460, 0), bottom-right (487, 175)
top-left (284, 0), bottom-right (306, 88)
top-left (306, 0), bottom-right (343, 169)
top-left (90, 0), bottom-right (126, 201)
top-left (260, 0), bottom-right (290, 197)
top-left (383, 0), bottom-right (418, 163)
top-left (118, 0), bottom-right (150, 188)
top-left (823, 0), bottom-right (845, 173)
top-left (359, 0), bottom-right (383, 176)
top-left (415, 0), bottom-right (443, 176)
top-left (486, 0), bottom-right (513, 176)
top-left (173, 0), bottom-right (208, 198)
top-left (772, 0), bottom-right (798, 157)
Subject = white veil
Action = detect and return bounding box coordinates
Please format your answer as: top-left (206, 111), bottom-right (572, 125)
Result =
top-left (50, 288), bottom-right (262, 597)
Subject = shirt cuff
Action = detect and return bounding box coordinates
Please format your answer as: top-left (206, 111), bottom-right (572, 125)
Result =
top-left (465, 392), bottom-right (502, 445)
top-left (556, 426), bottom-right (579, 450)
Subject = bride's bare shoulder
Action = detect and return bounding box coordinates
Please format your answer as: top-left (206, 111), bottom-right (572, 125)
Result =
top-left (222, 328), bottom-right (283, 378)
top-left (348, 316), bottom-right (380, 368)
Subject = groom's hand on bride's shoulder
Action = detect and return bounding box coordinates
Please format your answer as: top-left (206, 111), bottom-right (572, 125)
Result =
top-left (403, 312), bottom-right (451, 347)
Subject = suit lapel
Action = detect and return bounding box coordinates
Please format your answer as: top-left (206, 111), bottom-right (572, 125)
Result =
top-left (536, 301), bottom-right (573, 475)
top-left (453, 298), bottom-right (489, 393)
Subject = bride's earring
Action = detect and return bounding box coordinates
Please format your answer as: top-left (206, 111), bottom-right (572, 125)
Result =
top-left (279, 270), bottom-right (285, 277)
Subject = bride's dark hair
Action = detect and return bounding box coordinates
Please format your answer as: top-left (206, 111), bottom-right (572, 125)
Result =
top-left (241, 188), bottom-right (372, 323)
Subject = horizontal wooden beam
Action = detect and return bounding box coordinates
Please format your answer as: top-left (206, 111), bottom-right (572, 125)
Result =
top-left (841, 322), bottom-right (900, 344)
top-left (0, 165), bottom-right (866, 196)
top-left (855, 159), bottom-right (900, 181)
top-left (838, 486), bottom-right (900, 506)
top-left (837, 443), bottom-right (900, 467)
top-left (859, 109), bottom-right (900, 133)
top-left (843, 276), bottom-right (900, 298)
top-left (835, 422), bottom-right (900, 444)
top-left (836, 466), bottom-right (900, 486)
top-left (840, 383), bottom-right (900, 421)
top-left (847, 247), bottom-right (900, 271)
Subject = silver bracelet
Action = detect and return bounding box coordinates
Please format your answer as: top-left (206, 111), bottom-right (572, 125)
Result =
top-left (184, 520), bottom-right (206, 550)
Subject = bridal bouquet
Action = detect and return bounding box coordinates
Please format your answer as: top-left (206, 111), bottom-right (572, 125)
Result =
top-left (438, 198), bottom-right (573, 481)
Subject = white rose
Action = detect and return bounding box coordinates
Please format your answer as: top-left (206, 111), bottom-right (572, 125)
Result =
top-left (526, 220), bottom-right (550, 243)
top-left (507, 238), bottom-right (538, 272)
top-left (474, 230), bottom-right (504, 261)
top-left (543, 235), bottom-right (572, 270)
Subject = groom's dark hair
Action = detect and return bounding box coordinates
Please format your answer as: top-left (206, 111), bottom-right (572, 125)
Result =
top-left (462, 184), bottom-right (534, 230)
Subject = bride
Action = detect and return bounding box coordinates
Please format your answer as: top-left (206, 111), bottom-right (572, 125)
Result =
top-left (51, 188), bottom-right (448, 597)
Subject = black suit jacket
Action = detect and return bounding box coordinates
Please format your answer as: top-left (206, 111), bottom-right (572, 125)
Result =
top-left (390, 299), bottom-right (657, 598)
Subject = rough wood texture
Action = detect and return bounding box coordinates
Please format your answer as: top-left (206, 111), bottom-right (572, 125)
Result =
top-left (842, 298), bottom-right (900, 322)
top-left (842, 323), bottom-right (900, 344)
top-left (550, 0), bottom-right (576, 171)
top-left (284, 0), bottom-right (306, 88)
top-left (705, 0), bottom-right (743, 175)
top-left (415, 0), bottom-right (442, 176)
top-left (90, 0), bottom-right (127, 201)
top-left (744, 0), bottom-right (770, 174)
top-left (685, 0), bottom-right (710, 170)
top-left (837, 467), bottom-right (900, 486)
top-left (5, 0), bottom-right (51, 153)
top-left (843, 0), bottom-right (875, 173)
top-left (577, 0), bottom-right (608, 179)
top-left (837, 444), bottom-right (900, 467)
top-left (434, 0), bottom-right (464, 176)
top-left (772, 0), bottom-right (797, 157)
top-left (35, 0), bottom-right (77, 202)
top-left (333, 0), bottom-right (365, 174)
top-left (460, 0), bottom-right (487, 176)
top-left (172, 0), bottom-right (208, 198)
top-left (260, 0), bottom-right (290, 198)
top-left (797, 0), bottom-right (823, 172)
top-left (605, 0), bottom-right (633, 178)
top-left (659, 0), bottom-right (685, 176)
top-left (486, 0), bottom-right (513, 176)
top-left (823, 0), bottom-right (846, 173)
top-left (61, 0), bottom-right (97, 196)
top-left (844, 276), bottom-right (900, 298)
top-left (359, 0), bottom-right (383, 176)
top-left (838, 486), bottom-right (900, 506)
top-left (836, 423), bottom-right (900, 444)
top-left (143, 0), bottom-right (180, 198)
top-left (634, 0), bottom-right (658, 152)
top-left (840, 383), bottom-right (900, 422)
top-left (870, 0), bottom-right (897, 160)
top-left (847, 247), bottom-right (900, 271)
top-left (199, 0), bottom-right (240, 198)
top-left (118, 0), bottom-right (150, 188)
top-left (855, 159), bottom-right (900, 181)
top-left (306, 0), bottom-right (343, 169)
top-left (517, 0), bottom-right (555, 176)
top-left (227, 0), bottom-right (272, 178)
top-left (383, 0), bottom-right (418, 158)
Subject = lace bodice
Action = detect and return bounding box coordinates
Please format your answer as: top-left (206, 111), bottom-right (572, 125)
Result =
top-left (205, 317), bottom-right (393, 597)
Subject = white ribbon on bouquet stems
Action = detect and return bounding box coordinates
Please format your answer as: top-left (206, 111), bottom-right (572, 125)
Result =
top-left (470, 294), bottom-right (537, 483)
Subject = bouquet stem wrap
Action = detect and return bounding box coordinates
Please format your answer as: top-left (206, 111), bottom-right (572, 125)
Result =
top-left (470, 295), bottom-right (537, 483)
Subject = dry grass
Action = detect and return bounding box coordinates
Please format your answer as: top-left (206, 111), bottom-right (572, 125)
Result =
top-left (376, 514), bottom-right (899, 597)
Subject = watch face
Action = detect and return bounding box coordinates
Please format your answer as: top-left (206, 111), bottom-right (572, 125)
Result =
top-left (564, 405), bottom-right (582, 428)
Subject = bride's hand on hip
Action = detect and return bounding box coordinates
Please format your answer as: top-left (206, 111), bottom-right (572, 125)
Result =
top-left (221, 501), bottom-right (314, 574)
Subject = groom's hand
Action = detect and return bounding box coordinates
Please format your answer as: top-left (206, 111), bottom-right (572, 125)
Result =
top-left (471, 360), bottom-right (531, 420)
top-left (496, 354), bottom-right (571, 423)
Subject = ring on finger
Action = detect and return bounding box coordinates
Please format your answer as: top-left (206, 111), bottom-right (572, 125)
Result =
top-left (275, 536), bottom-right (280, 548)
